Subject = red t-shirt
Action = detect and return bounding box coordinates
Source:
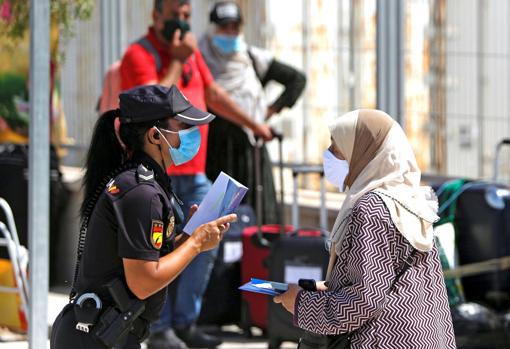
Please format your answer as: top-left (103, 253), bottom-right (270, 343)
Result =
top-left (120, 27), bottom-right (214, 175)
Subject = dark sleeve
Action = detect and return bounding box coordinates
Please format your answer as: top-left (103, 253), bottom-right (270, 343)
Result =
top-left (293, 195), bottom-right (395, 335)
top-left (261, 59), bottom-right (306, 112)
top-left (111, 185), bottom-right (163, 261)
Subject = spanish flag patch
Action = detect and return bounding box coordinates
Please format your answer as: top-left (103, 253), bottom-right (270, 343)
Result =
top-left (151, 220), bottom-right (164, 250)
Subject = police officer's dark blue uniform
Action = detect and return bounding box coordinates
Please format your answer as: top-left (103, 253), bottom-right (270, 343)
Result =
top-left (50, 85), bottom-right (236, 349)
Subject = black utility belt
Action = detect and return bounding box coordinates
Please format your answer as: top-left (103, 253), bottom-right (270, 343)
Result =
top-left (73, 279), bottom-right (149, 347)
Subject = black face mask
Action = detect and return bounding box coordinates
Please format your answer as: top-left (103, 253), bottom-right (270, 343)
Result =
top-left (162, 19), bottom-right (191, 41)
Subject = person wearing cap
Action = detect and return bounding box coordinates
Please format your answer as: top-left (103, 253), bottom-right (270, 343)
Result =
top-left (120, 2), bottom-right (272, 347)
top-left (50, 84), bottom-right (237, 349)
top-left (200, 1), bottom-right (307, 224)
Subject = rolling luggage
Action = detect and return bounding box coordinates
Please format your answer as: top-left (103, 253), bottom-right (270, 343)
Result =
top-left (0, 143), bottom-right (68, 281)
top-left (240, 223), bottom-right (293, 332)
top-left (436, 139), bottom-right (510, 311)
top-left (240, 133), bottom-right (294, 333)
top-left (455, 139), bottom-right (510, 311)
top-left (267, 166), bottom-right (330, 349)
top-left (454, 183), bottom-right (510, 310)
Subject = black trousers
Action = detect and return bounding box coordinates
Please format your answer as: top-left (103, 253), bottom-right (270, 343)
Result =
top-left (50, 304), bottom-right (141, 349)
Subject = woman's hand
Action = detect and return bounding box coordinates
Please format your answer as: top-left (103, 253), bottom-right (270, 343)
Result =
top-left (190, 213), bottom-right (237, 252)
top-left (273, 284), bottom-right (301, 315)
top-left (316, 281), bottom-right (329, 291)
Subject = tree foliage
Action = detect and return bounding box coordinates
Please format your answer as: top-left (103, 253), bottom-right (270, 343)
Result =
top-left (0, 0), bottom-right (94, 48)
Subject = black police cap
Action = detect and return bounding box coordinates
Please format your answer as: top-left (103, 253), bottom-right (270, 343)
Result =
top-left (210, 1), bottom-right (242, 25)
top-left (119, 85), bottom-right (215, 125)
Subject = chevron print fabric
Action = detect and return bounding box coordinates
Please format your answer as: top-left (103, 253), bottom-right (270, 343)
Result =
top-left (294, 193), bottom-right (456, 348)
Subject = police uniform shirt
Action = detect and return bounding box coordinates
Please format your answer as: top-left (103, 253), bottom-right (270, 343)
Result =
top-left (76, 152), bottom-right (177, 322)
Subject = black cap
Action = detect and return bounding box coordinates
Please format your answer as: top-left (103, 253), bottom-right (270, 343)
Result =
top-left (119, 85), bottom-right (215, 125)
top-left (210, 1), bottom-right (242, 25)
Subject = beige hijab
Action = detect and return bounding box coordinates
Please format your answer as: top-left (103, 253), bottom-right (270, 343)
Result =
top-left (327, 109), bottom-right (439, 271)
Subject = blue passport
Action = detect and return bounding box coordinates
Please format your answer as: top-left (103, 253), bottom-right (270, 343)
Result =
top-left (239, 278), bottom-right (289, 296)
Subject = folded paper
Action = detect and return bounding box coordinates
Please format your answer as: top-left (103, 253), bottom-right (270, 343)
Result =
top-left (183, 172), bottom-right (248, 235)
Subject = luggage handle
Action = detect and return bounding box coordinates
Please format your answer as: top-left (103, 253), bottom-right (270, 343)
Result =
top-left (270, 130), bottom-right (285, 233)
top-left (254, 131), bottom-right (285, 247)
top-left (288, 228), bottom-right (329, 238)
top-left (493, 138), bottom-right (510, 182)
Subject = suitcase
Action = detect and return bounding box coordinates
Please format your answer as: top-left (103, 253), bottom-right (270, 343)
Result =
top-left (267, 166), bottom-right (330, 349)
top-left (240, 223), bottom-right (293, 332)
top-left (198, 204), bottom-right (256, 326)
top-left (437, 139), bottom-right (510, 311)
top-left (240, 133), bottom-right (294, 333)
top-left (454, 183), bottom-right (510, 310)
top-left (0, 143), bottom-right (69, 285)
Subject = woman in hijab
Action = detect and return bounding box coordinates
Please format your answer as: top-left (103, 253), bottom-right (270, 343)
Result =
top-left (274, 109), bottom-right (456, 348)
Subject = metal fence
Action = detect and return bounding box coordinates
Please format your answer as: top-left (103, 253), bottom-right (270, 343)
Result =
top-left (60, 0), bottom-right (153, 166)
top-left (405, 0), bottom-right (510, 182)
top-left (59, 0), bottom-right (510, 183)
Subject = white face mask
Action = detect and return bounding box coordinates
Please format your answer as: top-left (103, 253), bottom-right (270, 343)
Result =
top-left (323, 149), bottom-right (349, 191)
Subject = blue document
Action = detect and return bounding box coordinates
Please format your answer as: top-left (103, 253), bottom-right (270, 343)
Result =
top-left (183, 172), bottom-right (248, 235)
top-left (239, 278), bottom-right (289, 296)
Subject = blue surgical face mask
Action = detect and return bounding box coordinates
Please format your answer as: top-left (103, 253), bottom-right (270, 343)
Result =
top-left (211, 34), bottom-right (245, 54)
top-left (156, 126), bottom-right (201, 166)
top-left (323, 149), bottom-right (349, 191)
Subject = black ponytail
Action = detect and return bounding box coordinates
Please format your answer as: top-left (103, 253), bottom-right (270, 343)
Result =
top-left (81, 109), bottom-right (171, 218)
top-left (81, 110), bottom-right (124, 217)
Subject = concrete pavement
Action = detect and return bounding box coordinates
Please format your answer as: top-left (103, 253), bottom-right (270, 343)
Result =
top-left (0, 292), bottom-right (297, 349)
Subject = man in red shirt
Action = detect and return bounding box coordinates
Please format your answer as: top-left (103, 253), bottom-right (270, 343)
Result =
top-left (120, 1), bottom-right (273, 348)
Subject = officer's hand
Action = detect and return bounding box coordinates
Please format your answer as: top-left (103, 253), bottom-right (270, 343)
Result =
top-left (187, 204), bottom-right (198, 223)
top-left (253, 123), bottom-right (273, 141)
top-left (191, 213), bottom-right (237, 252)
top-left (169, 29), bottom-right (196, 62)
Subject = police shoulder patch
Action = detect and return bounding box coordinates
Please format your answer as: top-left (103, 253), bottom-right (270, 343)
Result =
top-left (106, 179), bottom-right (120, 194)
top-left (150, 220), bottom-right (164, 250)
top-left (136, 164), bottom-right (154, 182)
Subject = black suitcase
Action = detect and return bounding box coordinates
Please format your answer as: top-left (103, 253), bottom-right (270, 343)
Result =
top-left (0, 143), bottom-right (69, 285)
top-left (198, 204), bottom-right (256, 326)
top-left (450, 139), bottom-right (510, 311)
top-left (266, 166), bottom-right (330, 349)
top-left (454, 183), bottom-right (510, 310)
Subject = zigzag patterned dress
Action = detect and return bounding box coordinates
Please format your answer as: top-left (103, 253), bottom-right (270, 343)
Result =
top-left (294, 192), bottom-right (456, 348)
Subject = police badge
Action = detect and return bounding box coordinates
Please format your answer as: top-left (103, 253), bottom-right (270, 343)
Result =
top-left (166, 216), bottom-right (175, 239)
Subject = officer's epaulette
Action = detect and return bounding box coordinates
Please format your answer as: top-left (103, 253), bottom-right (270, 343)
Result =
top-left (136, 164), bottom-right (155, 183)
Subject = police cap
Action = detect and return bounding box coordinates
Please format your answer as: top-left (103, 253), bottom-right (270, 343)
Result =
top-left (119, 84), bottom-right (215, 125)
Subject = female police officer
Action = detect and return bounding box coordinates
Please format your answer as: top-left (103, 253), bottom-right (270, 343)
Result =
top-left (50, 84), bottom-right (237, 349)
